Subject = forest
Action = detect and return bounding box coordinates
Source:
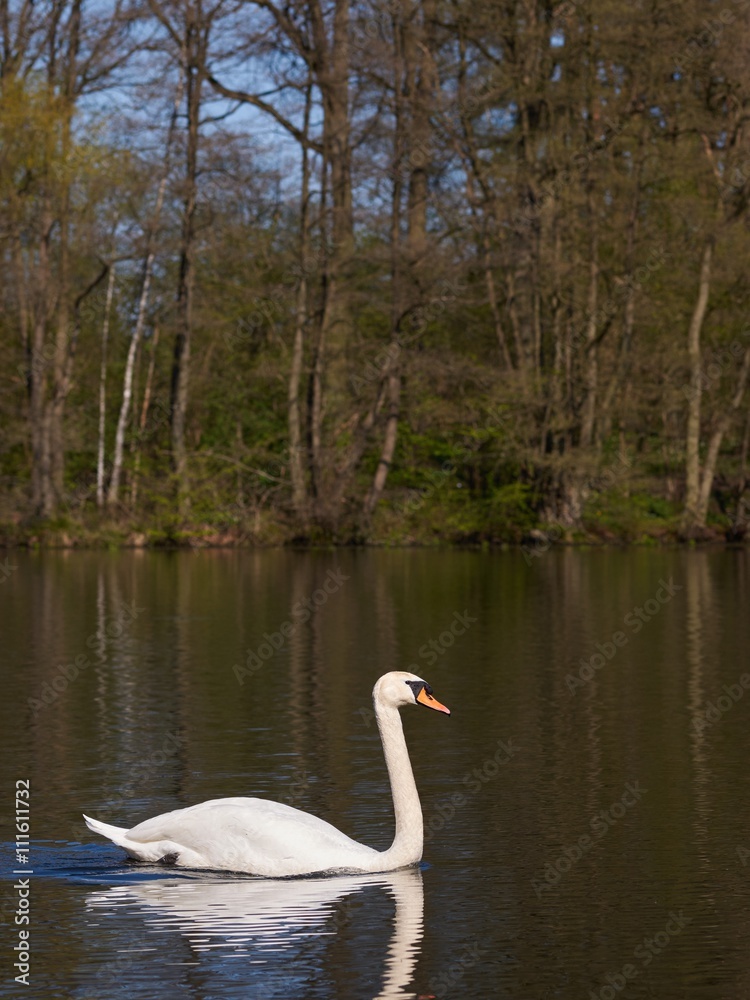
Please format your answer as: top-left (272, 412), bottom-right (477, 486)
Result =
top-left (1, 0), bottom-right (750, 547)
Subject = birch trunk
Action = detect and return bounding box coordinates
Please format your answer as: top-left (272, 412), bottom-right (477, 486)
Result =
top-left (130, 323), bottom-right (160, 509)
top-left (695, 344), bottom-right (750, 525)
top-left (682, 241), bottom-right (713, 533)
top-left (96, 265), bottom-right (116, 508)
top-left (108, 86), bottom-right (181, 506)
top-left (108, 253), bottom-right (155, 506)
top-left (579, 207), bottom-right (599, 449)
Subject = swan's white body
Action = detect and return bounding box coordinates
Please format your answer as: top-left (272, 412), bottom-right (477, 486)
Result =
top-left (84, 671), bottom-right (450, 877)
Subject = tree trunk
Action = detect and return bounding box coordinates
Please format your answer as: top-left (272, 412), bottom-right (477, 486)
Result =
top-left (579, 205), bottom-right (599, 449)
top-left (365, 372), bottom-right (400, 517)
top-left (28, 204), bottom-right (55, 518)
top-left (600, 132), bottom-right (646, 429)
top-left (208, 0), bottom-right (352, 530)
top-left (96, 265), bottom-right (116, 508)
top-left (289, 283), bottom-right (308, 515)
top-left (308, 0), bottom-right (353, 525)
top-left (308, 232), bottom-right (328, 506)
top-left (363, 0), bottom-right (436, 521)
top-left (108, 256), bottom-right (154, 506)
top-left (108, 85), bottom-right (180, 506)
top-left (170, 24), bottom-right (205, 508)
top-left (453, 22), bottom-right (513, 372)
top-left (482, 226), bottom-right (513, 371)
top-left (130, 323), bottom-right (160, 508)
top-left (695, 344), bottom-right (750, 524)
top-left (47, 0), bottom-right (82, 503)
top-left (540, 218), bottom-right (564, 456)
top-left (506, 270), bottom-right (527, 375)
top-left (289, 81), bottom-right (313, 519)
top-left (363, 1), bottom-right (408, 520)
top-left (682, 240), bottom-right (713, 534)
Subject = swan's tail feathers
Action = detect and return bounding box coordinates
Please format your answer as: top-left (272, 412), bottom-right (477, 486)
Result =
top-left (83, 813), bottom-right (193, 865)
top-left (83, 813), bottom-right (130, 846)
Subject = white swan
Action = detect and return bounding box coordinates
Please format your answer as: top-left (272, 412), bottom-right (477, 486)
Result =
top-left (83, 671), bottom-right (450, 877)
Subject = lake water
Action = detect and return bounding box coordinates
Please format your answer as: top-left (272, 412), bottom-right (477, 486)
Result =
top-left (1, 548), bottom-right (749, 999)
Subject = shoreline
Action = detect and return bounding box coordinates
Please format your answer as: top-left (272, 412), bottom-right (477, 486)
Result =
top-left (0, 521), bottom-right (742, 551)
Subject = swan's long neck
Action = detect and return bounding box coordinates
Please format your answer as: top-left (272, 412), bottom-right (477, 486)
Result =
top-left (375, 699), bottom-right (423, 868)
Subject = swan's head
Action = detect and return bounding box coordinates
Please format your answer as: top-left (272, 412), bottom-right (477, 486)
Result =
top-left (373, 671), bottom-right (451, 715)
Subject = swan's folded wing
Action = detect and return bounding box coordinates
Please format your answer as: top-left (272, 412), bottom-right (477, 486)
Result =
top-left (125, 797), bottom-right (381, 876)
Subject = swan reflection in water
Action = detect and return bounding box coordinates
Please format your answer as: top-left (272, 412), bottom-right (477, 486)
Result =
top-left (86, 866), bottom-right (424, 999)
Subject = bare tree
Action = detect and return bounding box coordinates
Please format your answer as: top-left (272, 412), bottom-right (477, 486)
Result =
top-left (108, 84), bottom-right (182, 506)
top-left (96, 264), bottom-right (117, 508)
top-left (148, 0), bottom-right (225, 508)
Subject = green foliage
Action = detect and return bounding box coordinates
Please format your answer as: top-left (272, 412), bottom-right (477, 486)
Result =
top-left (583, 491), bottom-right (682, 542)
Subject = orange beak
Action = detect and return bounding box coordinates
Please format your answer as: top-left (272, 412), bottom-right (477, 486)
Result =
top-left (416, 687), bottom-right (451, 715)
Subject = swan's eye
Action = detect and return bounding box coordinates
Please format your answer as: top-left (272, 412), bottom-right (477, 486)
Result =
top-left (406, 679), bottom-right (451, 715)
top-left (405, 679), bottom-right (426, 700)
top-left (405, 679), bottom-right (433, 701)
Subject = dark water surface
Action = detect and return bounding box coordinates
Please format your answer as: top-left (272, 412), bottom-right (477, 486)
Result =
top-left (1, 549), bottom-right (749, 999)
